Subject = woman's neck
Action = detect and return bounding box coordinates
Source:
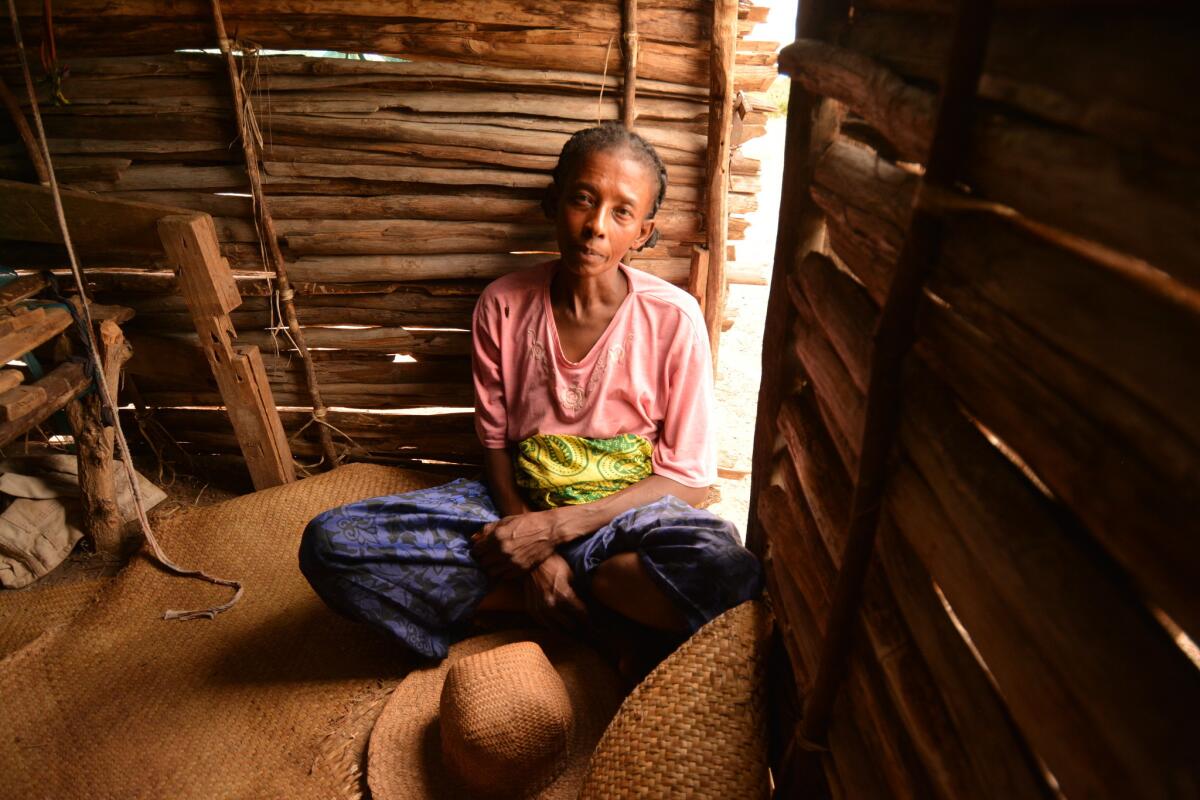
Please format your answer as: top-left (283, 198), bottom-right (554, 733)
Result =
top-left (551, 261), bottom-right (629, 319)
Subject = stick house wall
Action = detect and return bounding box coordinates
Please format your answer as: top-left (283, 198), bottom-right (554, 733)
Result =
top-left (753, 1), bottom-right (1200, 797)
top-left (0, 0), bottom-right (775, 472)
top-left (4, 2), bottom-right (1198, 798)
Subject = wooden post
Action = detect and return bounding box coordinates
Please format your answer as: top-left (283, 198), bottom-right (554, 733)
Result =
top-left (158, 213), bottom-right (294, 490)
top-left (621, 0), bottom-right (639, 128)
top-left (209, 0), bottom-right (338, 468)
top-left (65, 319), bottom-right (134, 555)
top-left (702, 0), bottom-right (738, 366)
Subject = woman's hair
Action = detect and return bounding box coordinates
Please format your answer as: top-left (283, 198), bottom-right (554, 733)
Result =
top-left (541, 123), bottom-right (668, 250)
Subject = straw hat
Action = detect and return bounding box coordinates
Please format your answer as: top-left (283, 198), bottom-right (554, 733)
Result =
top-left (368, 630), bottom-right (624, 800)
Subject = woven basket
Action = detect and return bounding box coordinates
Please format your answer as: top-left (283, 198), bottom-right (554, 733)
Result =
top-left (578, 599), bottom-right (773, 799)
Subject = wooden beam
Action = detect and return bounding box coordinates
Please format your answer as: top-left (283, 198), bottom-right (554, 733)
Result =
top-left (0, 177), bottom-right (193, 251)
top-left (157, 213), bottom-right (294, 489)
top-left (701, 0), bottom-right (738, 364)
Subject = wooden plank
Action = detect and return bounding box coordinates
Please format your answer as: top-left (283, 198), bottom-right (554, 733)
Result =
top-left (0, 385), bottom-right (47, 422)
top-left (0, 361), bottom-right (89, 447)
top-left (0, 274), bottom-right (49, 308)
top-left (0, 369), bottom-right (23, 393)
top-left (0, 305), bottom-right (72, 364)
top-left (0, 177), bottom-right (194, 251)
top-left (157, 213), bottom-right (293, 489)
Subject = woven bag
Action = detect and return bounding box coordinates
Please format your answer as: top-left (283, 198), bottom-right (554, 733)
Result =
top-left (578, 599), bottom-right (773, 799)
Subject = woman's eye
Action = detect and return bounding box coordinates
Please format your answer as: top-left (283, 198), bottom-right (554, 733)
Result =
top-left (572, 193), bottom-right (592, 205)
top-left (615, 207), bottom-right (633, 219)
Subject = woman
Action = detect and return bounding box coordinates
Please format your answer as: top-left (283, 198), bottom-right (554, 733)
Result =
top-left (300, 124), bottom-right (761, 662)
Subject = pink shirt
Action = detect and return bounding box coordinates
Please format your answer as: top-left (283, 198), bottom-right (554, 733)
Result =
top-left (472, 261), bottom-right (716, 488)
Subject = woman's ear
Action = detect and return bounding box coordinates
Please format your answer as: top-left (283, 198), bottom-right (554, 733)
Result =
top-left (634, 219), bottom-right (658, 251)
top-left (540, 183), bottom-right (558, 219)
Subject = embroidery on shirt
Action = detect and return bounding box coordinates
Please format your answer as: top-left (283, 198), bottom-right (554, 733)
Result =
top-left (561, 333), bottom-right (634, 412)
top-left (527, 326), bottom-right (551, 378)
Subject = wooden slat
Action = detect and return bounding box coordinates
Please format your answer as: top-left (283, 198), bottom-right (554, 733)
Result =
top-left (789, 244), bottom-right (1200, 794)
top-left (811, 139), bottom-right (1200, 639)
top-left (0, 361), bottom-right (89, 447)
top-left (0, 306), bottom-right (72, 364)
top-left (779, 39), bottom-right (1200, 288)
top-left (157, 213), bottom-right (294, 489)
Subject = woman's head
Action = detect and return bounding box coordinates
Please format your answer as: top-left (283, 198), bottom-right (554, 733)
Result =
top-left (543, 124), bottom-right (669, 275)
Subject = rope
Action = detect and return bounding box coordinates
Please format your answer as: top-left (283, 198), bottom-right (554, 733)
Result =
top-left (6, 0), bottom-right (243, 621)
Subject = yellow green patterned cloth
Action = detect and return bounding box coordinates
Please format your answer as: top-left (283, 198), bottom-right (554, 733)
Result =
top-left (515, 433), bottom-right (653, 509)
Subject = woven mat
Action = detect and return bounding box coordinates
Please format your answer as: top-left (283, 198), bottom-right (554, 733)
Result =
top-left (0, 463), bottom-right (442, 799)
top-left (0, 576), bottom-right (107, 660)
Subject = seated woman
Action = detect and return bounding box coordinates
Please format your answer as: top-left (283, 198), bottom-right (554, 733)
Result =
top-left (299, 124), bottom-right (762, 662)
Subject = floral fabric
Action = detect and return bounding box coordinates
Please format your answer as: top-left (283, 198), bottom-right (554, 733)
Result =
top-left (298, 479), bottom-right (762, 659)
top-left (514, 433), bottom-right (652, 509)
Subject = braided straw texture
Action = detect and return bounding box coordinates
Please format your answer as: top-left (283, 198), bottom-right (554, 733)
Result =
top-left (369, 631), bottom-right (625, 800)
top-left (0, 463), bottom-right (441, 799)
top-left (0, 575), bottom-right (107, 660)
top-left (440, 641), bottom-right (575, 794)
top-left (579, 599), bottom-right (773, 799)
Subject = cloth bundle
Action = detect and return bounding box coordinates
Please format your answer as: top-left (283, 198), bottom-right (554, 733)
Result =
top-left (0, 454), bottom-right (165, 588)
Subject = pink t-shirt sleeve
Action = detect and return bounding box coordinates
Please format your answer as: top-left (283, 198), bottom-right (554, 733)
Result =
top-left (652, 311), bottom-right (717, 488)
top-left (472, 293), bottom-right (508, 449)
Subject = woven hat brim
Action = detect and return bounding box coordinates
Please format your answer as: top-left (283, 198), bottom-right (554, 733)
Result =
top-left (368, 629), bottom-right (624, 800)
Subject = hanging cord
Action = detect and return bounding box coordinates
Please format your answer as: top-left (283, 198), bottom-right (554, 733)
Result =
top-left (6, 0), bottom-right (243, 621)
top-left (37, 0), bottom-right (68, 105)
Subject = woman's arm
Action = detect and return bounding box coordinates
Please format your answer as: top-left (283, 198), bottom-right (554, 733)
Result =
top-left (471, 472), bottom-right (707, 577)
top-left (483, 446), bottom-right (532, 518)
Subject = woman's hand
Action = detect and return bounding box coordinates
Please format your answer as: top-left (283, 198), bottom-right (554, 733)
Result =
top-left (523, 553), bottom-right (588, 631)
top-left (470, 509), bottom-right (563, 578)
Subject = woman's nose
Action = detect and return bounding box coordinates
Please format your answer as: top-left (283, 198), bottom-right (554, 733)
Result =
top-left (584, 206), bottom-right (608, 238)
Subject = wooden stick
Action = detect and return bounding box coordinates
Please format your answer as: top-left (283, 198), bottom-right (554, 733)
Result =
top-left (799, 0), bottom-right (995, 749)
top-left (208, 0), bottom-right (337, 468)
top-left (701, 0), bottom-right (738, 366)
top-left (0, 76), bottom-right (50, 184)
top-left (621, 0), bottom-right (639, 128)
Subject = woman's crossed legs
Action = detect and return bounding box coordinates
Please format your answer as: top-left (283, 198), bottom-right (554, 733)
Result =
top-left (298, 478), bottom-right (761, 660)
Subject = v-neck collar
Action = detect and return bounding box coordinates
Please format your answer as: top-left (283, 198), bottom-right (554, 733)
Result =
top-left (543, 260), bottom-right (635, 368)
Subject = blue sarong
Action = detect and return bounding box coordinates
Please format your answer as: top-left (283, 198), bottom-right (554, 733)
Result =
top-left (298, 478), bottom-right (762, 659)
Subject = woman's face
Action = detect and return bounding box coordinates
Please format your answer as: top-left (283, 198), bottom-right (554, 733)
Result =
top-left (554, 147), bottom-right (658, 279)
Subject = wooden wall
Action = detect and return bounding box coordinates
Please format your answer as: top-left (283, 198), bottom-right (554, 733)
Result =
top-left (0, 0), bottom-right (774, 471)
top-left (752, 2), bottom-right (1200, 798)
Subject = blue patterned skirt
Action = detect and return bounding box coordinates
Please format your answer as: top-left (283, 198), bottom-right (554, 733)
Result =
top-left (298, 478), bottom-right (762, 658)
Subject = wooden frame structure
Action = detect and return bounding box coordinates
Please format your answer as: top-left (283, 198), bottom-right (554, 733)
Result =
top-left (0, 179), bottom-right (294, 491)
